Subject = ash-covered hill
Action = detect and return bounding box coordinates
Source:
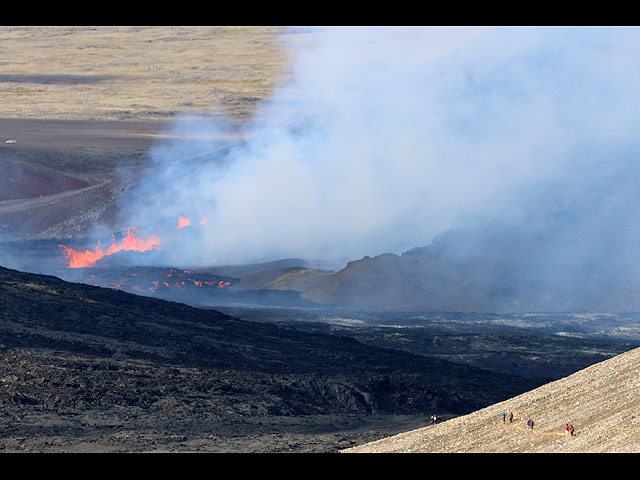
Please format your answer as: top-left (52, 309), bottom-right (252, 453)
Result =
top-left (343, 345), bottom-right (640, 453)
top-left (0, 265), bottom-right (544, 452)
top-left (302, 221), bottom-right (640, 313)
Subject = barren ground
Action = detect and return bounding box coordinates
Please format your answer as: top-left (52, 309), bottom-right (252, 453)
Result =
top-left (343, 346), bottom-right (640, 453)
top-left (3, 27), bottom-right (637, 454)
top-left (3, 27), bottom-right (417, 454)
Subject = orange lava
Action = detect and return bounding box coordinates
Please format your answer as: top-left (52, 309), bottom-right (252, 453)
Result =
top-left (176, 215), bottom-right (191, 230)
top-left (59, 227), bottom-right (161, 268)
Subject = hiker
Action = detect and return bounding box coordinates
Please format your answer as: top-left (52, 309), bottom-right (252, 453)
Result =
top-left (569, 425), bottom-right (575, 436)
top-left (431, 414), bottom-right (437, 426)
top-left (500, 412), bottom-right (506, 424)
top-left (527, 419), bottom-right (534, 430)
top-left (509, 412), bottom-right (513, 423)
top-left (565, 424), bottom-right (570, 437)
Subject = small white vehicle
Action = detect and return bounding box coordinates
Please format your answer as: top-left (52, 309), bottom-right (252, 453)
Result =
top-left (5, 139), bottom-right (16, 144)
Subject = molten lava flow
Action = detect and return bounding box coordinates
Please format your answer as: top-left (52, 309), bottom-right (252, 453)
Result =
top-left (176, 214), bottom-right (208, 230)
top-left (105, 228), bottom-right (161, 256)
top-left (58, 243), bottom-right (106, 269)
top-left (143, 269), bottom-right (234, 293)
top-left (176, 215), bottom-right (191, 230)
top-left (59, 227), bottom-right (161, 268)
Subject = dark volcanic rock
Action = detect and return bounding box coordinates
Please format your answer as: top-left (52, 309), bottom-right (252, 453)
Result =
top-left (0, 264), bottom-right (548, 451)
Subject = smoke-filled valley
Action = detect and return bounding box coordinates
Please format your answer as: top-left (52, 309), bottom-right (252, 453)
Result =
top-left (3, 26), bottom-right (640, 452)
top-left (5, 27), bottom-right (640, 313)
top-left (117, 27), bottom-right (640, 274)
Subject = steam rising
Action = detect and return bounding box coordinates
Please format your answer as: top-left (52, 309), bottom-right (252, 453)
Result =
top-left (118, 26), bottom-right (640, 274)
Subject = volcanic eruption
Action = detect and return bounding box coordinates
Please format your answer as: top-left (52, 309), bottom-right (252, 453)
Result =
top-left (59, 227), bottom-right (161, 268)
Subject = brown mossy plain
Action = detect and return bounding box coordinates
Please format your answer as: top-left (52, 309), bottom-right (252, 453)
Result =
top-left (0, 26), bottom-right (302, 122)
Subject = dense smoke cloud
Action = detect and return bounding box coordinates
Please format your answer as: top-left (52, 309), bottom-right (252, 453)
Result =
top-left (117, 26), bottom-right (640, 271)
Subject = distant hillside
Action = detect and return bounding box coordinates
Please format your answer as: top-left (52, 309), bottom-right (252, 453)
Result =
top-left (302, 222), bottom-right (640, 313)
top-left (343, 346), bottom-right (640, 453)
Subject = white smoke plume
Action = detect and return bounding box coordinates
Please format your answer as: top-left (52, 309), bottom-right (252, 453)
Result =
top-left (117, 26), bottom-right (640, 270)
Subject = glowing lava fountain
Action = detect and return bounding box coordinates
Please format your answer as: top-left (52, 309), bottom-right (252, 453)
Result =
top-left (59, 227), bottom-right (161, 268)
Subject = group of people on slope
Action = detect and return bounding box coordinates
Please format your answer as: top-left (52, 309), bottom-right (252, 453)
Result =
top-left (500, 411), bottom-right (514, 424)
top-left (564, 423), bottom-right (575, 436)
top-left (500, 412), bottom-right (576, 436)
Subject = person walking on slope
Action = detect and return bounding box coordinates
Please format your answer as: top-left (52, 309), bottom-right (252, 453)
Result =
top-left (569, 425), bottom-right (575, 437)
top-left (527, 419), bottom-right (534, 430)
top-left (500, 412), bottom-right (506, 424)
top-left (431, 414), bottom-right (437, 426)
top-left (565, 424), bottom-right (570, 437)
top-left (509, 412), bottom-right (513, 423)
